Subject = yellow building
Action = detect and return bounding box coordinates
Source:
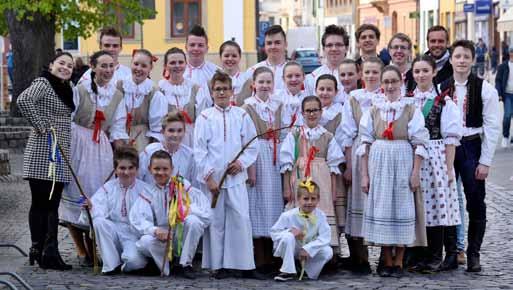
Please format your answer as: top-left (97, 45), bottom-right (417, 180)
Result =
top-left (56, 0), bottom-right (257, 74)
top-left (439, 0), bottom-right (456, 44)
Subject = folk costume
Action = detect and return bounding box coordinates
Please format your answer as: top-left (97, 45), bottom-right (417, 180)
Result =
top-left (130, 177), bottom-right (211, 275)
top-left (183, 60), bottom-right (220, 95)
top-left (304, 65), bottom-right (346, 104)
top-left (280, 125), bottom-right (344, 248)
top-left (358, 97), bottom-right (429, 246)
top-left (242, 96), bottom-right (284, 237)
top-left (270, 207), bottom-right (333, 280)
top-left (275, 89), bottom-right (308, 131)
top-left (60, 79), bottom-right (128, 229)
top-left (78, 64), bottom-right (131, 85)
top-left (228, 71), bottom-right (253, 106)
top-left (247, 60), bottom-right (287, 92)
top-left (158, 78), bottom-right (210, 147)
top-left (194, 105), bottom-right (259, 270)
top-left (117, 78), bottom-right (167, 151)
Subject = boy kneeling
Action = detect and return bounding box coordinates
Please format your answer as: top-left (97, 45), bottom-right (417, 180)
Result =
top-left (130, 150), bottom-right (211, 278)
top-left (271, 179), bottom-right (333, 281)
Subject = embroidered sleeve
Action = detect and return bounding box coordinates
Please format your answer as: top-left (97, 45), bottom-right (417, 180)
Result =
top-left (356, 110), bottom-right (375, 156)
top-left (279, 131), bottom-right (296, 173)
top-left (441, 98), bottom-right (462, 145)
top-left (408, 107), bottom-right (429, 159)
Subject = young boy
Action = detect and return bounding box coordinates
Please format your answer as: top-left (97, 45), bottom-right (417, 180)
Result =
top-left (354, 24), bottom-right (389, 67)
top-left (271, 179), bottom-right (333, 281)
top-left (194, 71), bottom-right (259, 279)
top-left (130, 150), bottom-right (211, 278)
top-left (138, 111), bottom-right (196, 186)
top-left (81, 146), bottom-right (150, 274)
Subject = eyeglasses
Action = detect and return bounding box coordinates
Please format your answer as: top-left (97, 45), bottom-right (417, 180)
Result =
top-left (212, 87), bottom-right (232, 94)
top-left (390, 45), bottom-right (409, 51)
top-left (325, 43), bottom-right (345, 49)
top-left (303, 108), bottom-right (321, 115)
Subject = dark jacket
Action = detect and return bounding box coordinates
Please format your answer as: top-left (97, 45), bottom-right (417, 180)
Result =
top-left (495, 61), bottom-right (510, 97)
top-left (425, 51), bottom-right (453, 86)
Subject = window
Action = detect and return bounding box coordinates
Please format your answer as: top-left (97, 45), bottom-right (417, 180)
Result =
top-left (171, 0), bottom-right (201, 37)
top-left (62, 22), bottom-right (79, 51)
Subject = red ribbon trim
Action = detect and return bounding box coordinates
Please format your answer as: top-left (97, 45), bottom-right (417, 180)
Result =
top-left (126, 111), bottom-right (133, 136)
top-left (180, 110), bottom-right (193, 124)
top-left (93, 110), bottom-right (106, 143)
top-left (382, 121), bottom-right (394, 140)
top-left (304, 146), bottom-right (319, 177)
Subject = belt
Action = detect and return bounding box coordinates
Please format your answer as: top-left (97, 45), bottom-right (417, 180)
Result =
top-left (461, 134), bottom-right (480, 142)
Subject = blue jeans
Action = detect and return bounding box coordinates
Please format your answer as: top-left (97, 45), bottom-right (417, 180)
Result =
top-left (456, 177), bottom-right (465, 251)
top-left (503, 93), bottom-right (513, 138)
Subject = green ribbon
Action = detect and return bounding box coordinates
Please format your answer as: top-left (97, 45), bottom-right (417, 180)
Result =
top-left (422, 98), bottom-right (435, 118)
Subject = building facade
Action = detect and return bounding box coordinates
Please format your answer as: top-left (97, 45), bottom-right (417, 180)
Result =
top-left (324, 0), bottom-right (358, 56)
top-left (439, 0), bottom-right (456, 44)
top-left (420, 1), bottom-right (439, 53)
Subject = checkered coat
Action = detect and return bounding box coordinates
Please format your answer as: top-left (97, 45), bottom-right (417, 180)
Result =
top-left (17, 77), bottom-right (72, 183)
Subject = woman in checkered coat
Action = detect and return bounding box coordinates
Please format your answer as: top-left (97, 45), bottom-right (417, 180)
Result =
top-left (17, 51), bottom-right (75, 270)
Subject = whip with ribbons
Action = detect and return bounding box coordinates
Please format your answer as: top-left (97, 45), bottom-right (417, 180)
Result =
top-left (210, 123), bottom-right (295, 208)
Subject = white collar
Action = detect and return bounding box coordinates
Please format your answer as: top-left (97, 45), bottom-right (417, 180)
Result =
top-left (123, 78), bottom-right (153, 95)
top-left (83, 78), bottom-right (117, 99)
top-left (321, 103), bottom-right (343, 122)
top-left (301, 125), bottom-right (327, 141)
top-left (413, 86), bottom-right (437, 100)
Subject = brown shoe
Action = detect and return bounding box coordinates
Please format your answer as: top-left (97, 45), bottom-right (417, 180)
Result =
top-left (457, 251), bottom-right (466, 265)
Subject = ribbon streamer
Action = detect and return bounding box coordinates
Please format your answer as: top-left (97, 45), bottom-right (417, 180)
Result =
top-left (92, 110), bottom-right (106, 143)
top-left (304, 146), bottom-right (319, 178)
top-left (47, 128), bottom-right (61, 200)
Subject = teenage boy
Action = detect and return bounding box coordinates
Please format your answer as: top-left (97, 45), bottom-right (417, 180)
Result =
top-left (354, 24), bottom-right (390, 67)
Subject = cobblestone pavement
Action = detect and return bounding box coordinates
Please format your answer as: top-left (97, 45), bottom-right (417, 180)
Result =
top-left (1, 148), bottom-right (513, 290)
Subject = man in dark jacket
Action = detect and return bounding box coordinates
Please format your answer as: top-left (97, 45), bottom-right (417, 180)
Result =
top-left (425, 25), bottom-right (453, 85)
top-left (495, 47), bottom-right (513, 148)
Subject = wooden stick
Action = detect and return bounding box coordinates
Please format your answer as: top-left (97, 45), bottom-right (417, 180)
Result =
top-left (103, 130), bottom-right (144, 184)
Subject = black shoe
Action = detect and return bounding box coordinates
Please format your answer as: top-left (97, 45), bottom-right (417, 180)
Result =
top-left (466, 255), bottom-right (482, 272)
top-left (439, 254), bottom-right (458, 271)
top-left (241, 269), bottom-right (267, 280)
top-left (29, 247), bottom-right (42, 266)
top-left (274, 272), bottom-right (295, 281)
top-left (182, 266), bottom-right (196, 280)
top-left (390, 266), bottom-right (404, 278)
top-left (378, 266), bottom-right (393, 277)
top-left (336, 256), bottom-right (354, 270)
top-left (103, 265), bottom-right (122, 275)
top-left (40, 253), bottom-right (72, 271)
top-left (352, 262), bottom-right (372, 275)
top-left (212, 268), bottom-right (231, 279)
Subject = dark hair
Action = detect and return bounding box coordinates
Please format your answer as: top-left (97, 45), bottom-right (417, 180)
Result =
top-left (89, 51), bottom-right (114, 95)
top-left (219, 40), bottom-right (241, 57)
top-left (264, 25), bottom-right (286, 41)
top-left (187, 25), bottom-right (208, 44)
top-left (380, 65), bottom-right (402, 82)
top-left (321, 24), bottom-right (350, 47)
top-left (388, 33), bottom-right (412, 50)
top-left (149, 150), bottom-right (173, 168)
top-left (355, 24), bottom-right (380, 41)
top-left (315, 74), bottom-right (338, 92)
top-left (301, 95), bottom-right (322, 112)
top-left (362, 56), bottom-right (384, 70)
top-left (211, 70), bottom-right (232, 89)
top-left (252, 66), bottom-right (274, 81)
top-left (412, 54), bottom-right (436, 71)
top-left (113, 146), bottom-right (139, 169)
top-left (163, 47), bottom-right (186, 79)
top-left (427, 25), bottom-right (449, 42)
top-left (161, 110), bottom-right (186, 130)
top-left (283, 61), bottom-right (304, 76)
top-left (339, 58), bottom-right (359, 72)
top-left (74, 56), bottom-right (85, 69)
top-left (99, 27), bottom-right (123, 46)
top-left (451, 40), bottom-right (476, 59)
top-left (51, 51), bottom-right (73, 64)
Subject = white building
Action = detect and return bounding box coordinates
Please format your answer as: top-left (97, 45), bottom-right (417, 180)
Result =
top-left (420, 1), bottom-right (439, 53)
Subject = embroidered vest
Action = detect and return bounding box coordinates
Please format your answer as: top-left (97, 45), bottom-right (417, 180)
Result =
top-left (440, 74), bottom-right (483, 128)
top-left (74, 85), bottom-right (124, 131)
top-left (371, 104), bottom-right (415, 141)
top-left (167, 84), bottom-right (200, 122)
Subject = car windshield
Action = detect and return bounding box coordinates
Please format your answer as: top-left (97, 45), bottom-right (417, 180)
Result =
top-left (296, 50), bottom-right (318, 58)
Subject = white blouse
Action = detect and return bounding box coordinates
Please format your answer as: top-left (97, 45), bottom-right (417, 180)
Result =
top-left (304, 64), bottom-right (345, 104)
top-left (280, 125), bottom-right (345, 174)
top-left (274, 89), bottom-right (307, 128)
top-left (320, 102), bottom-right (345, 147)
top-left (183, 60), bottom-right (220, 96)
top-left (247, 60), bottom-right (287, 92)
top-left (158, 78), bottom-right (211, 116)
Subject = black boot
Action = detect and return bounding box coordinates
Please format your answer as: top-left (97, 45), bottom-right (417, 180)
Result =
top-left (28, 207), bottom-right (46, 266)
top-left (423, 226), bottom-right (444, 271)
top-left (440, 226), bottom-right (458, 271)
top-left (467, 220), bottom-right (486, 272)
top-left (40, 210), bottom-right (72, 271)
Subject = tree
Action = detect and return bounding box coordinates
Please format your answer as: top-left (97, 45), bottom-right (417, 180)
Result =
top-left (0, 0), bottom-right (154, 116)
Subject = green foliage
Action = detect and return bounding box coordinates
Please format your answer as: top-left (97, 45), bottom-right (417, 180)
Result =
top-left (0, 0), bottom-right (155, 37)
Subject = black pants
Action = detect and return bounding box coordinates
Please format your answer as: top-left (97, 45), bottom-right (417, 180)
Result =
top-left (28, 178), bottom-right (64, 252)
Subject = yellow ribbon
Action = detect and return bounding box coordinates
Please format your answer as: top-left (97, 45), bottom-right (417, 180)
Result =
top-left (299, 177), bottom-right (315, 194)
top-left (167, 176), bottom-right (191, 261)
top-left (47, 127), bottom-right (58, 200)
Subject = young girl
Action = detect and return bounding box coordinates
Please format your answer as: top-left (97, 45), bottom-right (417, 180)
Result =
top-left (242, 66), bottom-right (284, 271)
top-left (276, 61), bottom-right (308, 130)
top-left (60, 51), bottom-right (128, 266)
top-left (159, 47), bottom-right (210, 147)
top-left (316, 74), bottom-right (346, 238)
top-left (359, 65), bottom-right (429, 277)
top-left (340, 57), bottom-right (383, 273)
top-left (138, 111), bottom-right (196, 187)
top-left (280, 96), bottom-right (344, 251)
top-left (219, 40), bottom-right (252, 106)
top-left (411, 55), bottom-right (462, 271)
top-left (118, 49), bottom-right (167, 151)
top-left (338, 59), bottom-right (360, 104)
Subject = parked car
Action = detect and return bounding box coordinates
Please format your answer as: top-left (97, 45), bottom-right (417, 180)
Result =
top-left (291, 48), bottom-right (321, 74)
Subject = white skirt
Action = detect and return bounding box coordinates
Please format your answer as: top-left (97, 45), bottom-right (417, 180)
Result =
top-left (60, 124), bottom-right (113, 229)
top-left (420, 139), bottom-right (461, 227)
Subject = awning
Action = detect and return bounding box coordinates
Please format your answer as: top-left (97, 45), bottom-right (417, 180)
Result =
top-left (498, 7), bottom-right (513, 32)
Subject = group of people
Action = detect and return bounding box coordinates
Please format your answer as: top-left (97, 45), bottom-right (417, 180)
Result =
top-left (17, 22), bottom-right (501, 281)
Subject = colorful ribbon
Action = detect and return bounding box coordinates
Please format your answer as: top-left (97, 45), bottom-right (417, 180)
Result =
top-left (382, 110), bottom-right (396, 140)
top-left (167, 176), bottom-right (191, 261)
top-left (47, 128), bottom-right (61, 200)
top-left (126, 111), bottom-right (133, 136)
top-left (180, 110), bottom-right (193, 124)
top-left (92, 110), bottom-right (106, 143)
top-left (304, 146), bottom-right (319, 178)
top-left (299, 177), bottom-right (315, 194)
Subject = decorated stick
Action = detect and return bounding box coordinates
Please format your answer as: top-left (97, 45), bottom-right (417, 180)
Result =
top-left (211, 124), bottom-right (293, 208)
top-left (56, 142), bottom-right (100, 274)
top-left (160, 177), bottom-right (177, 277)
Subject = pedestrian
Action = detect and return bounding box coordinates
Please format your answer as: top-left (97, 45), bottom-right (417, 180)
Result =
top-left (130, 150), bottom-right (211, 278)
top-left (194, 71), bottom-right (261, 279)
top-left (502, 40), bottom-right (510, 63)
top-left (117, 49), bottom-right (167, 151)
top-left (17, 51), bottom-right (75, 270)
top-left (359, 65), bottom-right (429, 277)
top-left (6, 48), bottom-right (14, 84)
top-left (495, 47), bottom-right (513, 148)
top-left (490, 46), bottom-right (498, 74)
top-left (339, 57), bottom-right (384, 274)
top-left (80, 146), bottom-right (149, 274)
top-left (439, 40), bottom-right (500, 272)
top-left (280, 96), bottom-right (345, 253)
top-left (271, 179), bottom-right (333, 281)
top-left (410, 55), bottom-right (462, 272)
top-left (475, 38), bottom-right (488, 78)
top-left (60, 51), bottom-right (129, 267)
top-left (184, 25), bottom-right (221, 93)
top-left (242, 67), bottom-right (284, 274)
top-left (158, 47), bottom-right (210, 147)
top-left (219, 40), bottom-right (252, 105)
top-left (247, 25), bottom-right (288, 92)
top-left (276, 61), bottom-right (308, 129)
